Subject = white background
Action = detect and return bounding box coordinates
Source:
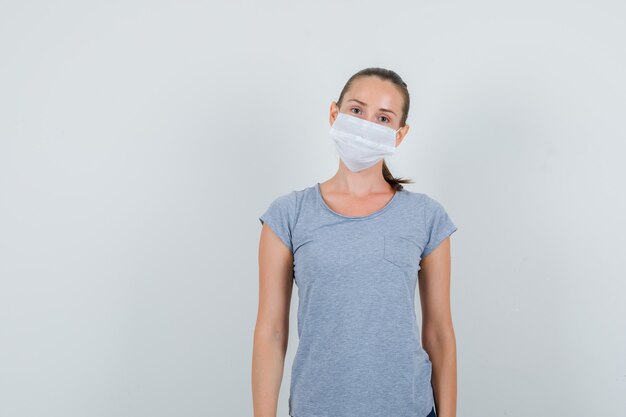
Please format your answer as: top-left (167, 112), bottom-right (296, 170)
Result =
top-left (1, 1), bottom-right (625, 416)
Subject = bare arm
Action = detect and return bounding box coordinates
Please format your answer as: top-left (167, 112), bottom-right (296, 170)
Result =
top-left (252, 224), bottom-right (294, 417)
top-left (419, 237), bottom-right (457, 417)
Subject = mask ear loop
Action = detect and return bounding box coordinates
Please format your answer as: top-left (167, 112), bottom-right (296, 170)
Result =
top-left (393, 127), bottom-right (403, 148)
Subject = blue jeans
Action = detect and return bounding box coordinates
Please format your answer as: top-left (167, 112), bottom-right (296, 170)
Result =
top-left (426, 406), bottom-right (437, 417)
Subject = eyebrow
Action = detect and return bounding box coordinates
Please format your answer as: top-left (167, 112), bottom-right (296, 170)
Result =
top-left (347, 99), bottom-right (397, 116)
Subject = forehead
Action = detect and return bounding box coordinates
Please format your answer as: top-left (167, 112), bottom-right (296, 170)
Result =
top-left (344, 76), bottom-right (403, 113)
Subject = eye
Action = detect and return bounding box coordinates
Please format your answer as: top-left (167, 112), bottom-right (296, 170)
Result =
top-left (350, 107), bottom-right (361, 115)
top-left (379, 115), bottom-right (391, 123)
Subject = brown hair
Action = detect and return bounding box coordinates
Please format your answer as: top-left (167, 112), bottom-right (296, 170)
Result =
top-left (335, 67), bottom-right (414, 191)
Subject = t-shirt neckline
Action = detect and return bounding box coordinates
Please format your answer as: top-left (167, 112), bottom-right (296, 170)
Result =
top-left (315, 182), bottom-right (401, 220)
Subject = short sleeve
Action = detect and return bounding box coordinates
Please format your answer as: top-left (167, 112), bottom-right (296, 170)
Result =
top-left (259, 191), bottom-right (296, 252)
top-left (422, 194), bottom-right (458, 258)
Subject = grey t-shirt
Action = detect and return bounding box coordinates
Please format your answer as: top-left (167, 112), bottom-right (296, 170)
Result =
top-left (259, 182), bottom-right (457, 417)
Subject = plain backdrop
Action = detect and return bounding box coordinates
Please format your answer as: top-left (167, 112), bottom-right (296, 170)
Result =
top-left (1, 1), bottom-right (625, 416)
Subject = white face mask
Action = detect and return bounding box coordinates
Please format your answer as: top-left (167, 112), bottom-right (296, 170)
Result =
top-left (329, 112), bottom-right (401, 172)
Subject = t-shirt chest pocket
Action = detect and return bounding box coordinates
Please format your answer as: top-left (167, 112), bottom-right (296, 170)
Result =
top-left (383, 235), bottom-right (421, 269)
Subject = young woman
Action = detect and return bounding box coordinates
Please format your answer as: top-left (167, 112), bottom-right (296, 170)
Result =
top-left (253, 67), bottom-right (458, 417)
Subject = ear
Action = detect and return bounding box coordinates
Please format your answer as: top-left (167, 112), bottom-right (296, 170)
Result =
top-left (329, 101), bottom-right (339, 126)
top-left (395, 124), bottom-right (410, 147)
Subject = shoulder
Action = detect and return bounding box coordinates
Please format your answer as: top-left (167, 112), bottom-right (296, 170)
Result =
top-left (264, 184), bottom-right (313, 209)
top-left (399, 189), bottom-right (454, 225)
top-left (260, 184), bottom-right (316, 223)
top-left (409, 191), bottom-right (457, 256)
top-left (398, 188), bottom-right (437, 209)
top-left (259, 185), bottom-right (316, 251)
top-left (421, 193), bottom-right (448, 214)
top-left (268, 189), bottom-right (297, 207)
